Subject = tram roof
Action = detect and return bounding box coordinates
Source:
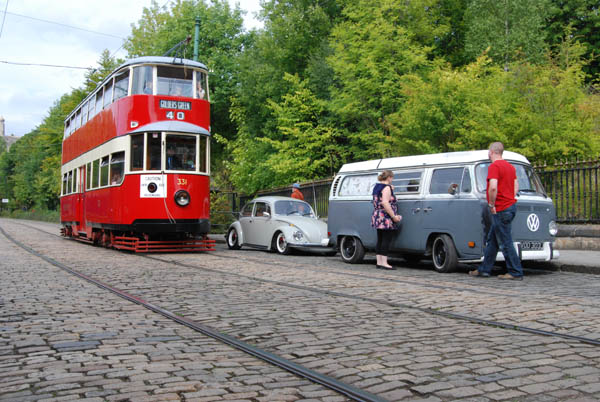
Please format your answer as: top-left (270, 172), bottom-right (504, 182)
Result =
top-left (338, 150), bottom-right (530, 173)
top-left (117, 56), bottom-right (208, 71)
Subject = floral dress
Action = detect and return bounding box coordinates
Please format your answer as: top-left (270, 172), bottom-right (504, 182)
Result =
top-left (371, 183), bottom-right (398, 229)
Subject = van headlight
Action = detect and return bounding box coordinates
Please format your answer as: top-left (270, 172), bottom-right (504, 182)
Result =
top-left (174, 190), bottom-right (190, 206)
top-left (549, 220), bottom-right (558, 236)
top-left (293, 230), bottom-right (304, 241)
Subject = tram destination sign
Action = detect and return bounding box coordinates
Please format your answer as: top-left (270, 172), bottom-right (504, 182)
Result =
top-left (159, 100), bottom-right (191, 110)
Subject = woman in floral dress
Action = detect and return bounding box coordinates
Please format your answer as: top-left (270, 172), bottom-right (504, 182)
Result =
top-left (371, 170), bottom-right (402, 269)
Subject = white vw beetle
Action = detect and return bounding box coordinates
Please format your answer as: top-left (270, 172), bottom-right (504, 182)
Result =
top-left (226, 196), bottom-right (333, 255)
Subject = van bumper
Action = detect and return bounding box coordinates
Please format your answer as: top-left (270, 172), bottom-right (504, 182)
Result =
top-left (498, 241), bottom-right (559, 261)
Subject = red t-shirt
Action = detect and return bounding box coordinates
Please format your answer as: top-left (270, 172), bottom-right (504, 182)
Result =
top-left (487, 159), bottom-right (517, 212)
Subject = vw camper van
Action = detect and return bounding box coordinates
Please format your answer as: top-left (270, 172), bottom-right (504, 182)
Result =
top-left (327, 150), bottom-right (559, 272)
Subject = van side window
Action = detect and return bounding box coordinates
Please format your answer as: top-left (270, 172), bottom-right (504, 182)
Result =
top-left (392, 171), bottom-right (423, 194)
top-left (241, 203), bottom-right (254, 217)
top-left (339, 174), bottom-right (377, 196)
top-left (430, 168), bottom-right (463, 194)
top-left (461, 168), bottom-right (472, 193)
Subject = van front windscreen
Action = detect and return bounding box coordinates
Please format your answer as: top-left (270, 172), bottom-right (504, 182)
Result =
top-left (475, 163), bottom-right (546, 196)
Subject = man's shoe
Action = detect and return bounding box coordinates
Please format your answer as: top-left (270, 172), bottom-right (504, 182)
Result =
top-left (469, 270), bottom-right (490, 277)
top-left (498, 273), bottom-right (523, 281)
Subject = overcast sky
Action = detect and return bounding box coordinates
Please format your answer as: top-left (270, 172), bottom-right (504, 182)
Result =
top-left (0, 0), bottom-right (262, 137)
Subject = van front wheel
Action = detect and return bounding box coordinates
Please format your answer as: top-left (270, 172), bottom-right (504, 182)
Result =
top-left (339, 236), bottom-right (365, 264)
top-left (432, 234), bottom-right (458, 273)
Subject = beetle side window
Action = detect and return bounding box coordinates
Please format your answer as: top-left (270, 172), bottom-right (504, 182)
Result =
top-left (254, 202), bottom-right (270, 217)
top-left (241, 203), bottom-right (254, 217)
top-left (430, 168), bottom-right (464, 194)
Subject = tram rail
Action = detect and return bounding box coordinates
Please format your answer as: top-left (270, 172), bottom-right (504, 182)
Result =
top-left (8, 220), bottom-right (600, 348)
top-left (0, 223), bottom-right (384, 402)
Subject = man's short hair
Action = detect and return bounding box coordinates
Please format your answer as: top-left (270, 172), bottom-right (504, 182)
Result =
top-left (489, 142), bottom-right (504, 155)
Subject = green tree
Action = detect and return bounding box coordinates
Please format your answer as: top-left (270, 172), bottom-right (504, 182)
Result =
top-left (464, 0), bottom-right (550, 70)
top-left (546, 0), bottom-right (600, 81)
top-left (226, 0), bottom-right (342, 192)
top-left (327, 0), bottom-right (435, 160)
top-left (395, 49), bottom-right (600, 163)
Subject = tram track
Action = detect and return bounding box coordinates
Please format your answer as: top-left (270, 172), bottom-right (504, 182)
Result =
top-left (9, 220), bottom-right (600, 348)
top-left (0, 223), bottom-right (385, 402)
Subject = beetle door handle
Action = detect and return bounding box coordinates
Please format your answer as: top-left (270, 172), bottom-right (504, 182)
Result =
top-left (412, 208), bottom-right (420, 213)
top-left (423, 207), bottom-right (432, 213)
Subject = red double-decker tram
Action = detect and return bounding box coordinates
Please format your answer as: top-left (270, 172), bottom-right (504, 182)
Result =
top-left (60, 56), bottom-right (215, 252)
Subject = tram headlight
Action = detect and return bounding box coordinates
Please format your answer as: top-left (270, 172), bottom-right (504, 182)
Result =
top-left (549, 220), bottom-right (558, 236)
top-left (174, 190), bottom-right (190, 207)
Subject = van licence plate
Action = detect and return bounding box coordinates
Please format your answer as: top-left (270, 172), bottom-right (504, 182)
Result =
top-left (520, 241), bottom-right (543, 250)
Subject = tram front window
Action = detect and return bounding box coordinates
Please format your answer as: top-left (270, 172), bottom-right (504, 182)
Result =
top-left (157, 66), bottom-right (193, 97)
top-left (166, 135), bottom-right (196, 171)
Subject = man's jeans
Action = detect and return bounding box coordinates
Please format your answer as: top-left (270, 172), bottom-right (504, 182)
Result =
top-left (479, 203), bottom-right (523, 277)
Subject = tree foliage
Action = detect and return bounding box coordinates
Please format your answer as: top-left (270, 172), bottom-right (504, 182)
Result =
top-left (4, 0), bottom-right (600, 204)
top-left (464, 0), bottom-right (550, 70)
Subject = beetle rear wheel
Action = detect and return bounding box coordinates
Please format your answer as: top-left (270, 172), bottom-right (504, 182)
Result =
top-left (339, 235), bottom-right (365, 263)
top-left (227, 228), bottom-right (241, 250)
top-left (432, 234), bottom-right (458, 273)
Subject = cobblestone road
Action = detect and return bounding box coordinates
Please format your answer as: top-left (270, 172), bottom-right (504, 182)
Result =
top-left (1, 219), bottom-right (600, 401)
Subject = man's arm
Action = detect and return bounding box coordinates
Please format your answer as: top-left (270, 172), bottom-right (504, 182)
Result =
top-left (488, 178), bottom-right (498, 214)
top-left (514, 178), bottom-right (519, 198)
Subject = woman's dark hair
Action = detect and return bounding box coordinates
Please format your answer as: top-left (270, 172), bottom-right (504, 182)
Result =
top-left (378, 170), bottom-right (393, 181)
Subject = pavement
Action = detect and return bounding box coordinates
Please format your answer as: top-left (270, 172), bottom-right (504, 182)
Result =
top-left (210, 223), bottom-right (600, 275)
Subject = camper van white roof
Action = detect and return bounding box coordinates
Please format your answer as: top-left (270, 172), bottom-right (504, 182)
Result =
top-left (338, 150), bottom-right (530, 173)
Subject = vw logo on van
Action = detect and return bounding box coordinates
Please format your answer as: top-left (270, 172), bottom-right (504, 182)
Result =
top-left (527, 213), bottom-right (540, 232)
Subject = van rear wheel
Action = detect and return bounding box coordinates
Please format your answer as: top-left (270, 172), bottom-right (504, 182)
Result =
top-left (339, 236), bottom-right (365, 263)
top-left (432, 234), bottom-right (458, 273)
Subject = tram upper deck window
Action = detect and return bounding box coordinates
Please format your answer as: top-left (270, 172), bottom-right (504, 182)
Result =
top-left (114, 71), bottom-right (129, 101)
top-left (195, 70), bottom-right (207, 100)
top-left (81, 101), bottom-right (89, 125)
top-left (74, 109), bottom-right (81, 131)
top-left (132, 65), bottom-right (153, 95)
top-left (157, 66), bottom-right (193, 97)
top-left (103, 80), bottom-right (113, 108)
top-left (88, 94), bottom-right (96, 119)
top-left (147, 132), bottom-right (161, 170)
top-left (95, 89), bottom-right (103, 113)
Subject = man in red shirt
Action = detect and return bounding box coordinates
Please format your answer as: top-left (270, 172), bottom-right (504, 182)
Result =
top-left (291, 183), bottom-right (304, 200)
top-left (469, 142), bottom-right (524, 280)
